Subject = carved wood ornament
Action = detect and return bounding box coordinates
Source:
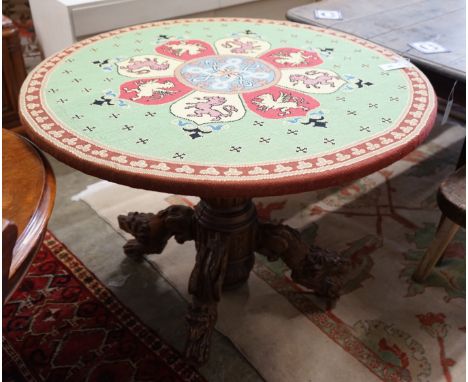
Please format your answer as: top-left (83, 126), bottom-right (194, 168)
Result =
top-left (118, 197), bottom-right (347, 365)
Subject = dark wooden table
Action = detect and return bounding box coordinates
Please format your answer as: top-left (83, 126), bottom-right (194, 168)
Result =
top-left (287, 0), bottom-right (466, 105)
top-left (2, 129), bottom-right (56, 302)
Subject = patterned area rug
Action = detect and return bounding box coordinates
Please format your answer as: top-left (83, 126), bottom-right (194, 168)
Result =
top-left (2, 232), bottom-right (205, 382)
top-left (75, 123), bottom-right (465, 382)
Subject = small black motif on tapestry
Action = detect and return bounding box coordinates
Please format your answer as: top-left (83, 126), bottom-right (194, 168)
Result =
top-left (91, 96), bottom-right (114, 106)
top-left (72, 114), bottom-right (84, 120)
top-left (259, 137), bottom-right (270, 143)
top-left (319, 48), bottom-right (334, 53)
top-left (109, 113), bottom-right (120, 119)
top-left (136, 138), bottom-right (148, 144)
top-left (122, 124), bottom-right (134, 131)
top-left (324, 138), bottom-right (335, 145)
top-left (287, 129), bottom-right (298, 135)
top-left (92, 59), bottom-right (110, 67)
top-left (230, 146), bottom-right (242, 152)
top-left (183, 127), bottom-right (211, 139)
top-left (301, 115), bottom-right (328, 128)
top-left (253, 121), bottom-right (264, 127)
top-left (355, 79), bottom-right (373, 88)
top-left (83, 126), bottom-right (96, 132)
top-left (296, 146), bottom-right (307, 153)
top-left (173, 152), bottom-right (186, 159)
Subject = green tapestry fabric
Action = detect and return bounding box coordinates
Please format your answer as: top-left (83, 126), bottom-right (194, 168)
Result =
top-left (20, 18), bottom-right (436, 196)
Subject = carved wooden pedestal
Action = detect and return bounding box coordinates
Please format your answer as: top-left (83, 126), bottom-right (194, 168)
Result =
top-left (118, 198), bottom-right (346, 365)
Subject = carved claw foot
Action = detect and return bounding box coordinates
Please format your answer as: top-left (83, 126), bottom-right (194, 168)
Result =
top-left (117, 205), bottom-right (195, 261)
top-left (256, 223), bottom-right (348, 299)
top-left (294, 245), bottom-right (347, 299)
top-left (185, 303), bottom-right (217, 365)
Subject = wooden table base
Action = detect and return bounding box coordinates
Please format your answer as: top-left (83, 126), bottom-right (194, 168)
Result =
top-left (118, 198), bottom-right (346, 365)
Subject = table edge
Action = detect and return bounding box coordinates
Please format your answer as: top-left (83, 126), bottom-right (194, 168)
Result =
top-left (20, 17), bottom-right (438, 197)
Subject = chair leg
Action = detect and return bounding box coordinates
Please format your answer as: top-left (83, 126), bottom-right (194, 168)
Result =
top-left (413, 216), bottom-right (460, 282)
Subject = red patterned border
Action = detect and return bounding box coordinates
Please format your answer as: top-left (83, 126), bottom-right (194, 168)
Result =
top-left (253, 263), bottom-right (409, 381)
top-left (20, 18), bottom-right (437, 197)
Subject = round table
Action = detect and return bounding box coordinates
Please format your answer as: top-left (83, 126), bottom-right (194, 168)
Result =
top-left (19, 17), bottom-right (437, 365)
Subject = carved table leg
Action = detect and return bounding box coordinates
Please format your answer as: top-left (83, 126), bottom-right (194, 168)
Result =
top-left (185, 198), bottom-right (257, 365)
top-left (117, 205), bottom-right (195, 261)
top-left (256, 222), bottom-right (348, 299)
top-left (118, 197), bottom-right (346, 366)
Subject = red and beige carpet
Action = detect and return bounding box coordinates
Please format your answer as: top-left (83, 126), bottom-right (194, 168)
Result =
top-left (2, 232), bottom-right (205, 382)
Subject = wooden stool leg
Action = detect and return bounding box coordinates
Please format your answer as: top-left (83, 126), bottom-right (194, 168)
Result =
top-left (413, 216), bottom-right (460, 282)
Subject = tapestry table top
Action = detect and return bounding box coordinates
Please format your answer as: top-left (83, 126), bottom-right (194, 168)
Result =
top-left (19, 18), bottom-right (437, 197)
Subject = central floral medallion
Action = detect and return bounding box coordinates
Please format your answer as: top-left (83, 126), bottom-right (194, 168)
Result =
top-left (117, 37), bottom-right (347, 126)
top-left (175, 55), bottom-right (279, 94)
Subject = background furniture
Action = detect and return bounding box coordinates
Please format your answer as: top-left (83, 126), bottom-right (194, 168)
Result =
top-left (2, 129), bottom-right (56, 302)
top-left (413, 165), bottom-right (466, 282)
top-left (287, 0), bottom-right (466, 110)
top-left (19, 18), bottom-right (437, 365)
top-left (2, 219), bottom-right (17, 303)
top-left (29, 0), bottom-right (257, 57)
top-left (2, 15), bottom-right (27, 129)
